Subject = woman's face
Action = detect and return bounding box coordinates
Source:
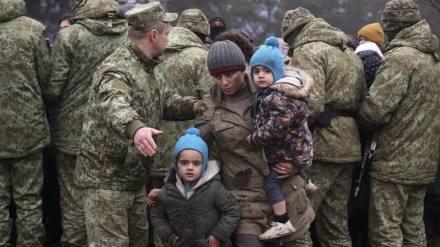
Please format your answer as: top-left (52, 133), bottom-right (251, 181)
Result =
top-left (212, 71), bottom-right (245, 96)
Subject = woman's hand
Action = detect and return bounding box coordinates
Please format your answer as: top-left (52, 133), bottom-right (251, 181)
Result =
top-left (273, 161), bottom-right (293, 179)
top-left (146, 188), bottom-right (161, 207)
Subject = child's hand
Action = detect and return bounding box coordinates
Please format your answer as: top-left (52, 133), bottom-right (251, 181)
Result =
top-left (206, 235), bottom-right (220, 247)
top-left (246, 134), bottom-right (252, 145)
top-left (171, 235), bottom-right (179, 246)
top-left (146, 188), bottom-right (161, 207)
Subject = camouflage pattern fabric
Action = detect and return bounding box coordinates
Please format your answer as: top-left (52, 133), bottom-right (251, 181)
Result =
top-left (357, 19), bottom-right (440, 185)
top-left (75, 38), bottom-right (196, 191)
top-left (0, 0), bottom-right (50, 158)
top-left (284, 16), bottom-right (366, 247)
top-left (82, 187), bottom-right (148, 246)
top-left (176, 9), bottom-right (210, 36)
top-left (54, 152), bottom-right (86, 246)
top-left (369, 178), bottom-right (427, 246)
top-left (44, 0), bottom-right (127, 155)
top-left (152, 26), bottom-right (212, 178)
top-left (297, 161), bottom-right (355, 247)
top-left (0, 151), bottom-right (45, 246)
top-left (125, 2), bottom-right (177, 30)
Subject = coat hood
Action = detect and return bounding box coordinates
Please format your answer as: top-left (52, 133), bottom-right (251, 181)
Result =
top-left (293, 18), bottom-right (347, 50)
top-left (166, 27), bottom-right (207, 51)
top-left (0, 0), bottom-right (25, 22)
top-left (270, 67), bottom-right (314, 102)
top-left (175, 160), bottom-right (219, 199)
top-left (386, 20), bottom-right (439, 54)
top-left (73, 0), bottom-right (127, 35)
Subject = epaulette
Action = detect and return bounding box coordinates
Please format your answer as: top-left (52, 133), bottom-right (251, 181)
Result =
top-left (201, 95), bottom-right (217, 121)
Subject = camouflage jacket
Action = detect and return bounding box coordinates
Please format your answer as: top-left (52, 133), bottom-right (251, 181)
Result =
top-left (357, 20), bottom-right (440, 185)
top-left (251, 67), bottom-right (313, 167)
top-left (44, 0), bottom-right (127, 155)
top-left (0, 0), bottom-right (50, 158)
top-left (195, 74), bottom-right (314, 242)
top-left (152, 27), bottom-right (212, 177)
top-left (75, 39), bottom-right (196, 191)
top-left (289, 18), bottom-right (367, 163)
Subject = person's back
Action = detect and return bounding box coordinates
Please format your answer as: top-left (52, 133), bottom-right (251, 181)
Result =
top-left (357, 1), bottom-right (440, 246)
top-left (152, 8), bottom-right (212, 182)
top-left (43, 1), bottom-right (127, 245)
top-left (281, 7), bottom-right (366, 247)
top-left (0, 0), bottom-right (50, 245)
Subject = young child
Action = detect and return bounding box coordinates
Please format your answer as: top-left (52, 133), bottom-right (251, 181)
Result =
top-left (246, 36), bottom-right (314, 240)
top-left (150, 128), bottom-right (241, 247)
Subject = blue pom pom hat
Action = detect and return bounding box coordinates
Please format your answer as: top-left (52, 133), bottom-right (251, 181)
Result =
top-left (173, 127), bottom-right (209, 176)
top-left (250, 36), bottom-right (285, 85)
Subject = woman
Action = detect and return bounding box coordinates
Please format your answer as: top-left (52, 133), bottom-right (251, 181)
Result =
top-left (194, 40), bottom-right (314, 247)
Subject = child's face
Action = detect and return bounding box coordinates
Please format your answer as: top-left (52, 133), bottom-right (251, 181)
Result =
top-left (252, 65), bottom-right (274, 89)
top-left (177, 150), bottom-right (203, 185)
top-left (359, 36), bottom-right (370, 45)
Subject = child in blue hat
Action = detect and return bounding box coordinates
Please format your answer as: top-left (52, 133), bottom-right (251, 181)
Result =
top-left (150, 127), bottom-right (240, 247)
top-left (247, 36), bottom-right (314, 240)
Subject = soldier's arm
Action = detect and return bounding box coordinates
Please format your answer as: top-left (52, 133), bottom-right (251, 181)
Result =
top-left (357, 53), bottom-right (411, 131)
top-left (162, 86), bottom-right (197, 121)
top-left (44, 32), bottom-right (72, 104)
top-left (35, 32), bottom-right (50, 93)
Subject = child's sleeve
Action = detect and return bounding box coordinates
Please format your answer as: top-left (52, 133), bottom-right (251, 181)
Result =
top-left (150, 199), bottom-right (177, 244)
top-left (210, 182), bottom-right (241, 242)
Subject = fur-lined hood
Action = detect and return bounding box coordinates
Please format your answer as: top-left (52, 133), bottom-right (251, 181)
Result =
top-left (270, 66), bottom-right (314, 102)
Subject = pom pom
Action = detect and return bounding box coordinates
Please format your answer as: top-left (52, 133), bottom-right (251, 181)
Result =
top-left (265, 36), bottom-right (280, 48)
top-left (186, 127), bottom-right (200, 136)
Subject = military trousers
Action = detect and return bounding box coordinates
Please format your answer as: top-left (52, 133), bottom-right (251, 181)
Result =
top-left (296, 161), bottom-right (354, 247)
top-left (82, 186), bottom-right (148, 247)
top-left (55, 151), bottom-right (86, 246)
top-left (0, 150), bottom-right (45, 247)
top-left (368, 177), bottom-right (427, 247)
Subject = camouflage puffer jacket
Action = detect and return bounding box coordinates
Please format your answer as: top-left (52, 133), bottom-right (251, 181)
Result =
top-left (357, 20), bottom-right (440, 185)
top-left (289, 18), bottom-right (367, 163)
top-left (75, 39), bottom-right (196, 191)
top-left (44, 0), bottom-right (127, 155)
top-left (0, 0), bottom-right (50, 158)
top-left (152, 27), bottom-right (212, 177)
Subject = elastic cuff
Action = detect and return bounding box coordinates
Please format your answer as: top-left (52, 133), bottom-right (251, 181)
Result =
top-left (126, 120), bottom-right (146, 139)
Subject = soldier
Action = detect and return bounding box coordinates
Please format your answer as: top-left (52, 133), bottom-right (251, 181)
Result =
top-left (74, 2), bottom-right (197, 246)
top-left (43, 0), bottom-right (128, 246)
top-left (357, 0), bottom-right (440, 246)
top-left (0, 0), bottom-right (50, 246)
top-left (281, 7), bottom-right (367, 247)
top-left (149, 8), bottom-right (212, 247)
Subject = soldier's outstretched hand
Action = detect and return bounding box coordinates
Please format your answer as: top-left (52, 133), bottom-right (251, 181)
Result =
top-left (133, 127), bottom-right (163, 157)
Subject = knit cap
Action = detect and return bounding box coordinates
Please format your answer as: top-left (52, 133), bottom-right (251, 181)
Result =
top-left (173, 128), bottom-right (208, 176)
top-left (250, 36), bottom-right (285, 85)
top-left (381, 0), bottom-right (421, 23)
top-left (177, 8), bottom-right (210, 36)
top-left (281, 7), bottom-right (315, 40)
top-left (358, 23), bottom-right (385, 47)
top-left (207, 40), bottom-right (246, 75)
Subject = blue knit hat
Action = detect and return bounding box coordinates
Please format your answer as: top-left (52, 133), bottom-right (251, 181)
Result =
top-left (250, 36), bottom-right (285, 85)
top-left (173, 127), bottom-right (208, 175)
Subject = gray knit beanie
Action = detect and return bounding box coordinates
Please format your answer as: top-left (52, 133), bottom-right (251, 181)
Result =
top-left (207, 40), bottom-right (246, 75)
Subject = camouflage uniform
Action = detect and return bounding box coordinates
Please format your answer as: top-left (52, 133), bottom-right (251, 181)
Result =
top-left (357, 1), bottom-right (440, 246)
top-left (75, 3), bottom-right (196, 246)
top-left (150, 9), bottom-right (212, 247)
top-left (44, 0), bottom-right (127, 245)
top-left (0, 0), bottom-right (50, 246)
top-left (281, 8), bottom-right (366, 247)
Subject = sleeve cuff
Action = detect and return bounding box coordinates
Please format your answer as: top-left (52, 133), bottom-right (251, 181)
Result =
top-left (126, 120), bottom-right (146, 139)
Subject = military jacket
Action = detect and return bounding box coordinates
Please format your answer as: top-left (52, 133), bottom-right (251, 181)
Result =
top-left (357, 20), bottom-right (440, 185)
top-left (75, 39), bottom-right (196, 191)
top-left (152, 27), bottom-right (212, 177)
top-left (45, 0), bottom-right (127, 154)
top-left (0, 0), bottom-right (50, 158)
top-left (289, 18), bottom-right (367, 163)
top-left (195, 74), bottom-right (314, 242)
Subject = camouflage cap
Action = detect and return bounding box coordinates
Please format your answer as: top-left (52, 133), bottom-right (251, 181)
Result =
top-left (177, 8), bottom-right (210, 36)
top-left (381, 0), bottom-right (421, 23)
top-left (281, 7), bottom-right (315, 40)
top-left (125, 2), bottom-right (178, 30)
